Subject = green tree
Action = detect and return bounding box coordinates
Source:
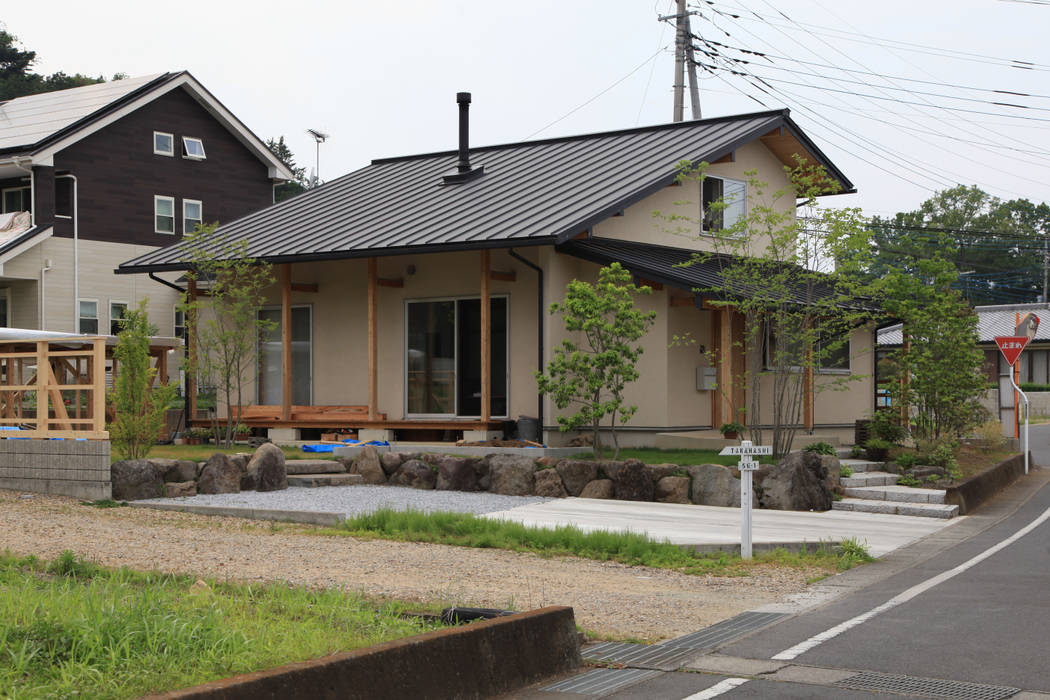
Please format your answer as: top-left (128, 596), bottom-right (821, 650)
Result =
top-left (871, 185), bottom-right (1050, 304)
top-left (266, 136), bottom-right (308, 202)
top-left (536, 263), bottom-right (657, 458)
top-left (878, 232), bottom-right (989, 440)
top-left (178, 224), bottom-right (275, 448)
top-left (108, 300), bottom-right (177, 460)
top-left (673, 159), bottom-right (877, 457)
top-left (0, 28), bottom-right (108, 100)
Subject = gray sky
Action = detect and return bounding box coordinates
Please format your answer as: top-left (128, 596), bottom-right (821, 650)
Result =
top-left (6, 0), bottom-right (1049, 218)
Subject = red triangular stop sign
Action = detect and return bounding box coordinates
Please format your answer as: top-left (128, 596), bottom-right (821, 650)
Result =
top-left (995, 336), bottom-right (1030, 366)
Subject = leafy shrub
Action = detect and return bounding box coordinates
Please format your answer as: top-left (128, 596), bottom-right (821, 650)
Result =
top-left (803, 442), bottom-right (836, 456)
top-left (869, 410), bottom-right (906, 445)
top-left (897, 474), bottom-right (922, 487)
top-left (1019, 382), bottom-right (1050, 392)
top-left (972, 421), bottom-right (1006, 451)
top-left (850, 445), bottom-right (863, 459)
top-left (864, 437), bottom-right (892, 460)
top-left (837, 538), bottom-right (875, 570)
top-left (840, 465), bottom-right (854, 478)
top-left (894, 452), bottom-right (920, 470)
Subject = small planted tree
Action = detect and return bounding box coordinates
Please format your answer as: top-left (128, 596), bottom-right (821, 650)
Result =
top-left (535, 263), bottom-right (657, 458)
top-left (108, 300), bottom-right (177, 460)
top-left (670, 159), bottom-right (877, 457)
top-left (178, 224), bottom-right (275, 448)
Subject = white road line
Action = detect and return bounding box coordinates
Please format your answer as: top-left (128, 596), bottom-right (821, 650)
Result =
top-left (683, 677), bottom-right (750, 698)
top-left (772, 503), bottom-right (1050, 661)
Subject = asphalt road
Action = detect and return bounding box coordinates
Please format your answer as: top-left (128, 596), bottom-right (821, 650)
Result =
top-left (517, 452), bottom-right (1050, 699)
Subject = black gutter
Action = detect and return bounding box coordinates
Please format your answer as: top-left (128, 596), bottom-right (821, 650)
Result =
top-left (508, 248), bottom-right (544, 435)
top-left (148, 272), bottom-right (190, 438)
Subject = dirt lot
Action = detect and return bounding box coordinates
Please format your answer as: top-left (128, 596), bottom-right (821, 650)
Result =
top-left (0, 489), bottom-right (828, 641)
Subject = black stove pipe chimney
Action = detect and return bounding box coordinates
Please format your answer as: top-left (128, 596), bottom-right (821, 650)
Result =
top-left (443, 92), bottom-right (484, 185)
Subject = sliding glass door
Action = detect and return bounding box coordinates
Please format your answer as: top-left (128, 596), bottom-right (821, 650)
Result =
top-left (406, 297), bottom-right (507, 417)
top-left (258, 306), bottom-right (312, 406)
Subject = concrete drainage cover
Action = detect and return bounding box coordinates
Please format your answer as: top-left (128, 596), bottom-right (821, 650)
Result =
top-left (583, 641), bottom-right (700, 671)
top-left (542, 668), bottom-right (662, 695)
top-left (661, 611), bottom-right (791, 651)
top-left (837, 672), bottom-right (1019, 699)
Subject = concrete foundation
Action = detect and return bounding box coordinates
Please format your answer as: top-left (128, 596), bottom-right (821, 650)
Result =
top-left (334, 443), bottom-right (591, 460)
top-left (267, 428), bottom-right (301, 443)
top-left (358, 429), bottom-right (396, 442)
top-left (0, 438), bottom-right (111, 500)
top-left (462, 429), bottom-right (503, 442)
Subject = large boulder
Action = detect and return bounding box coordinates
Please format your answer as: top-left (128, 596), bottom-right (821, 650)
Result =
top-left (111, 460), bottom-right (164, 501)
top-left (534, 469), bottom-right (568, 498)
top-left (819, 454), bottom-right (841, 493)
top-left (555, 460), bottom-right (599, 496)
top-left (391, 459), bottom-right (436, 489)
top-left (380, 452), bottom-right (415, 476)
top-left (198, 454), bottom-right (242, 494)
top-left (149, 459), bottom-right (197, 484)
top-left (655, 476), bottom-right (690, 504)
top-left (579, 479), bottom-right (614, 499)
top-left (756, 451), bottom-right (833, 511)
top-left (436, 456), bottom-right (479, 492)
top-left (164, 481), bottom-right (197, 498)
top-left (687, 464), bottom-right (740, 507)
top-left (487, 455), bottom-right (537, 496)
top-left (645, 463), bottom-right (681, 484)
top-left (613, 459), bottom-right (654, 501)
top-left (245, 443), bottom-right (288, 492)
top-left (350, 446), bottom-right (388, 485)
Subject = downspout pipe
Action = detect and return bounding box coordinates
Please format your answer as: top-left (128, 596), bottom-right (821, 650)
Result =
top-left (56, 174), bottom-right (78, 333)
top-left (508, 248), bottom-right (544, 435)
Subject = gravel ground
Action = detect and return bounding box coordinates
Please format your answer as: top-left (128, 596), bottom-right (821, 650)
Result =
top-left (0, 488), bottom-right (828, 641)
top-left (148, 484), bottom-right (554, 517)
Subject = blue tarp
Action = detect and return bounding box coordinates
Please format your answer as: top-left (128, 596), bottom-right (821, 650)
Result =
top-left (301, 439), bottom-right (391, 453)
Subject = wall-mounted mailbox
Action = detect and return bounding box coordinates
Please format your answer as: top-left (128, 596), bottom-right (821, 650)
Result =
top-left (697, 366), bottom-right (717, 392)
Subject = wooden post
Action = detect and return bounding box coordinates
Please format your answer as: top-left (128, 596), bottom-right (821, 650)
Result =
top-left (92, 338), bottom-right (106, 436)
top-left (368, 257), bottom-right (378, 421)
top-left (281, 263), bottom-right (292, 422)
top-left (718, 308), bottom-right (734, 425)
top-left (36, 340), bottom-right (47, 434)
top-left (804, 338), bottom-right (814, 431)
top-left (157, 350), bottom-right (167, 389)
top-left (480, 249), bottom-right (491, 422)
top-left (187, 277), bottom-right (198, 421)
top-left (900, 324), bottom-right (910, 428)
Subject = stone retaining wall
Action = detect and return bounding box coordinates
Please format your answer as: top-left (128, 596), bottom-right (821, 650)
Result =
top-left (0, 439), bottom-right (111, 500)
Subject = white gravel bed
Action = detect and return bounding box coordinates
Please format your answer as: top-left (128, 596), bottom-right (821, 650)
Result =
top-left (147, 484), bottom-right (554, 518)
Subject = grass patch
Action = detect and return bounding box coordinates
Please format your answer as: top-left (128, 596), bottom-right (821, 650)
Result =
top-left (0, 550), bottom-right (441, 699)
top-left (589, 447), bottom-right (775, 467)
top-left (330, 508), bottom-right (869, 575)
top-left (112, 444), bottom-right (339, 465)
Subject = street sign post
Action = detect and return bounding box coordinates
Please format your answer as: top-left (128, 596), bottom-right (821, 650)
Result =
top-left (995, 334), bottom-right (1032, 475)
top-left (719, 440), bottom-right (773, 559)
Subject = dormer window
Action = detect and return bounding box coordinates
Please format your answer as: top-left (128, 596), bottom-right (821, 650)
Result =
top-left (153, 131), bottom-right (174, 156)
top-left (182, 137), bottom-right (206, 160)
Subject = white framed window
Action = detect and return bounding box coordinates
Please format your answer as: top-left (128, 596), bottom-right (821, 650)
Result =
top-left (109, 301), bottom-right (128, 336)
top-left (183, 199), bottom-right (202, 234)
top-left (153, 131), bottom-right (174, 156)
top-left (79, 299), bottom-right (99, 335)
top-left (174, 307), bottom-right (186, 339)
top-left (154, 195), bottom-right (175, 234)
top-left (1, 186), bottom-right (31, 213)
top-left (0, 289), bottom-right (9, 328)
top-left (701, 175), bottom-right (747, 234)
top-left (764, 322), bottom-right (851, 374)
top-left (182, 136), bottom-right (206, 160)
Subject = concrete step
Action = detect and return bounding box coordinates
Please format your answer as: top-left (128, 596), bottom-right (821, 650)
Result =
top-left (287, 473), bottom-right (363, 488)
top-left (285, 459), bottom-right (346, 475)
top-left (838, 459), bottom-right (883, 473)
top-left (834, 498), bottom-right (958, 519)
top-left (840, 471), bottom-right (898, 488)
top-left (842, 484), bottom-right (946, 504)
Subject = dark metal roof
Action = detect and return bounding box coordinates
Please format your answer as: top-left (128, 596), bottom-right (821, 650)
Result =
top-left (117, 109), bottom-right (854, 274)
top-left (560, 237), bottom-right (877, 310)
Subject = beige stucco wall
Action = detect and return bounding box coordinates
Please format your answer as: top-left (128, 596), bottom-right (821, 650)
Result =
top-left (592, 140), bottom-right (792, 253)
top-left (1, 237), bottom-right (183, 337)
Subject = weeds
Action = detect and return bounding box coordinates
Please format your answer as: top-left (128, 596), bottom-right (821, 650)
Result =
top-left (0, 550), bottom-right (441, 699)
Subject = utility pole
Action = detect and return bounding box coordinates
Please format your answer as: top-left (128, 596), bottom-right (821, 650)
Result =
top-left (1043, 230), bottom-right (1048, 302)
top-left (669, 0), bottom-right (702, 122)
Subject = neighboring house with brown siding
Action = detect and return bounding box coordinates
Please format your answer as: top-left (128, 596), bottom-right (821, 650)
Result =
top-left (0, 72), bottom-right (293, 343)
top-left (118, 98), bottom-right (874, 447)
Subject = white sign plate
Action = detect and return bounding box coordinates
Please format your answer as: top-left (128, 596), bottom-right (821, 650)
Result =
top-left (738, 459), bottom-right (760, 471)
top-left (719, 445), bottom-right (773, 456)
